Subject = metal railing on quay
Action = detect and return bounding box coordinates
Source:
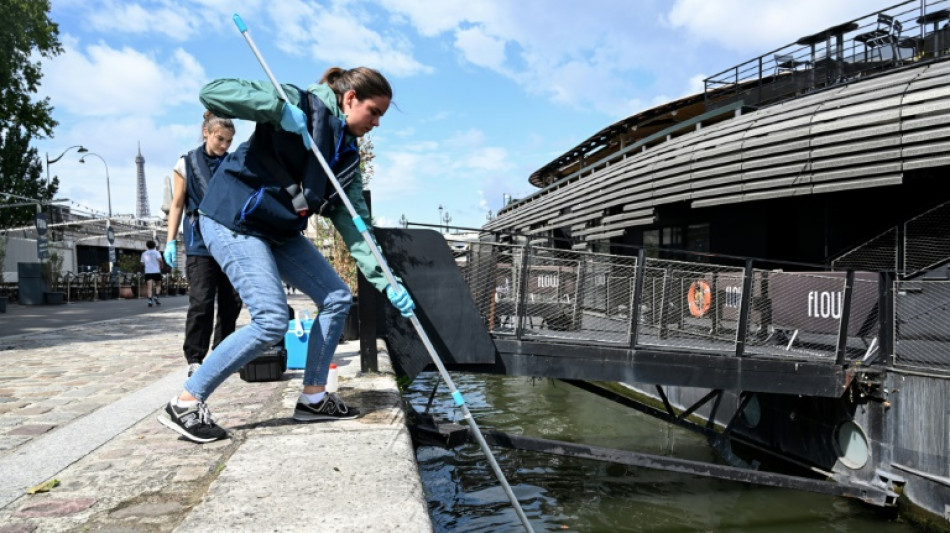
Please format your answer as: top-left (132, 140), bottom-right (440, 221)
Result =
top-left (452, 239), bottom-right (884, 366)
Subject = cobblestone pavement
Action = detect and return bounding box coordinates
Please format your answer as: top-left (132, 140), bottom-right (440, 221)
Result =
top-left (0, 295), bottom-right (431, 532)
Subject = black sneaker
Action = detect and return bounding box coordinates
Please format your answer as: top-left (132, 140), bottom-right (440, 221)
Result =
top-left (157, 400), bottom-right (228, 443)
top-left (147, 298), bottom-right (153, 307)
top-left (187, 363), bottom-right (201, 377)
top-left (154, 298), bottom-right (161, 306)
top-left (293, 393), bottom-right (360, 422)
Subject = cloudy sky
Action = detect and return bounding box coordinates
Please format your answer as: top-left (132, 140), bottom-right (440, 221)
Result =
top-left (35, 0), bottom-right (895, 230)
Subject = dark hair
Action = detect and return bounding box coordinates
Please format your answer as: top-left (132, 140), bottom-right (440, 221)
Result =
top-left (319, 67), bottom-right (392, 108)
top-left (201, 110), bottom-right (234, 142)
top-left (146, 240), bottom-right (156, 249)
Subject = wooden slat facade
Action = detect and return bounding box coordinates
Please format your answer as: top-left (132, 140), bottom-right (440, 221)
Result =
top-left (486, 61), bottom-right (950, 246)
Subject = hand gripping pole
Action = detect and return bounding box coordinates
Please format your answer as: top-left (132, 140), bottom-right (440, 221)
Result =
top-left (232, 14), bottom-right (534, 532)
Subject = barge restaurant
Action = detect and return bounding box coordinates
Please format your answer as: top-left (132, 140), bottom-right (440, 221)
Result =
top-left (376, 1), bottom-right (950, 531)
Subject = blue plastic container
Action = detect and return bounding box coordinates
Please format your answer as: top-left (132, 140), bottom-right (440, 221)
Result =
top-left (285, 313), bottom-right (314, 369)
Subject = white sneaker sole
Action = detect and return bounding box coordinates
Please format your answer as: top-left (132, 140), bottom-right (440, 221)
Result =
top-left (292, 411), bottom-right (359, 422)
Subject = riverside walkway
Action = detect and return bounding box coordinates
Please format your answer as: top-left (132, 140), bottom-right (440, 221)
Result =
top-left (0, 295), bottom-right (431, 532)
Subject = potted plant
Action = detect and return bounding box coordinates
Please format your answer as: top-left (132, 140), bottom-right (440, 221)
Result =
top-left (0, 233), bottom-right (7, 313)
top-left (116, 255), bottom-right (139, 298)
top-left (42, 251), bottom-right (66, 304)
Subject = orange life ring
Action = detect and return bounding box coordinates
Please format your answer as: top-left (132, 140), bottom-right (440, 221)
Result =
top-left (688, 280), bottom-right (712, 317)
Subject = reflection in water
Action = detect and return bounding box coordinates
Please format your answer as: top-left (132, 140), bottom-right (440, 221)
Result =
top-left (405, 372), bottom-right (915, 533)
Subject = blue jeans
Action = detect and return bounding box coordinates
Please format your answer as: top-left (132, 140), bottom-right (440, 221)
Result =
top-left (185, 215), bottom-right (352, 402)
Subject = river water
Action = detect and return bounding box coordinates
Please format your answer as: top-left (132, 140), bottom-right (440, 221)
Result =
top-left (404, 372), bottom-right (917, 533)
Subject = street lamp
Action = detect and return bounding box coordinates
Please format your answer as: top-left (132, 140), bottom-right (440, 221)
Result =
top-left (438, 204), bottom-right (444, 233)
top-left (399, 214), bottom-right (408, 228)
top-left (78, 153), bottom-right (112, 217)
top-left (45, 145), bottom-right (87, 218)
top-left (443, 211), bottom-right (452, 234)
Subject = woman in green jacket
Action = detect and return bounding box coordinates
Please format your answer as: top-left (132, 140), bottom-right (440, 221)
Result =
top-left (158, 67), bottom-right (414, 443)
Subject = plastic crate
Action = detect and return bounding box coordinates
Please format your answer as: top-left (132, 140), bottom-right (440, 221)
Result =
top-left (239, 346), bottom-right (287, 382)
top-left (284, 314), bottom-right (314, 369)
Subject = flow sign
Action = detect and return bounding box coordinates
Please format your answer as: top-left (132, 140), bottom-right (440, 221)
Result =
top-left (35, 212), bottom-right (49, 259)
top-left (35, 212), bottom-right (48, 236)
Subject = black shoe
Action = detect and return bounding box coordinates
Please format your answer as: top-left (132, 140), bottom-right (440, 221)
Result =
top-left (154, 298), bottom-right (161, 306)
top-left (187, 363), bottom-right (201, 377)
top-left (157, 400), bottom-right (228, 443)
top-left (293, 393), bottom-right (360, 422)
top-left (148, 298), bottom-right (153, 307)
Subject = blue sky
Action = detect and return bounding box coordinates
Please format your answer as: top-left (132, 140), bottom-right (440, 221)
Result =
top-left (34, 0), bottom-right (894, 230)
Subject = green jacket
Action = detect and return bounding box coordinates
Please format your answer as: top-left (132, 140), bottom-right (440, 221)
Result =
top-left (199, 79), bottom-right (388, 293)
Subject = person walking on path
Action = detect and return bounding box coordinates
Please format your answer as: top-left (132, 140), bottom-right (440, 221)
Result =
top-left (164, 111), bottom-right (243, 377)
top-left (140, 240), bottom-right (165, 307)
top-left (158, 66), bottom-right (415, 443)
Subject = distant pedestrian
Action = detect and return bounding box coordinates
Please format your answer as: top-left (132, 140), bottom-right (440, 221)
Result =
top-left (164, 111), bottom-right (243, 377)
top-left (140, 240), bottom-right (164, 307)
top-left (157, 67), bottom-right (415, 443)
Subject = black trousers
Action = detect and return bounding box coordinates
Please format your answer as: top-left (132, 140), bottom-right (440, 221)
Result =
top-left (183, 254), bottom-right (243, 364)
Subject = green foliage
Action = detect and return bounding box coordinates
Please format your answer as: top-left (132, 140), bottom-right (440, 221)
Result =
top-left (0, 0), bottom-right (62, 138)
top-left (0, 128), bottom-right (53, 228)
top-left (0, 0), bottom-right (62, 229)
top-left (42, 249), bottom-right (62, 286)
top-left (116, 253), bottom-right (139, 274)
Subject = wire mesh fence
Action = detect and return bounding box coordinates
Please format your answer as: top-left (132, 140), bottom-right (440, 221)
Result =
top-left (455, 241), bottom-right (887, 364)
top-left (448, 234), bottom-right (950, 375)
top-left (904, 201), bottom-right (950, 278)
top-left (830, 199), bottom-right (950, 278)
top-left (636, 258), bottom-right (745, 352)
top-left (831, 227), bottom-right (898, 273)
top-left (894, 280), bottom-right (950, 372)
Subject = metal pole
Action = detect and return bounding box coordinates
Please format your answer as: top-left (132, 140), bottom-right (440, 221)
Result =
top-left (232, 14), bottom-right (534, 532)
top-left (80, 153), bottom-right (112, 217)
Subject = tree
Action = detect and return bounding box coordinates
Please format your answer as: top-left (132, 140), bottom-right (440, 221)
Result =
top-left (0, 0), bottom-right (62, 229)
top-left (359, 134), bottom-right (376, 187)
top-left (0, 0), bottom-right (61, 137)
top-left (0, 128), bottom-right (53, 228)
top-left (310, 136), bottom-right (377, 294)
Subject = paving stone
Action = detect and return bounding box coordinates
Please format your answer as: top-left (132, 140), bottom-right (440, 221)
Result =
top-left (12, 497), bottom-right (97, 518)
top-left (109, 501), bottom-right (184, 519)
top-left (6, 424), bottom-right (56, 436)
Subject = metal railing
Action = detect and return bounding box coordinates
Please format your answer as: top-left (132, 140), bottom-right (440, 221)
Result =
top-left (831, 198), bottom-right (950, 278)
top-left (705, 0), bottom-right (950, 109)
top-left (893, 279), bottom-right (950, 372)
top-left (453, 240), bottom-right (884, 365)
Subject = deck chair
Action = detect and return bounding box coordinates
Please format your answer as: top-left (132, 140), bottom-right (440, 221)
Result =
top-left (773, 53), bottom-right (810, 76)
top-left (855, 14), bottom-right (903, 66)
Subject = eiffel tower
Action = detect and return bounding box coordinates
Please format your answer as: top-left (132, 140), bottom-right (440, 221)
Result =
top-left (135, 142), bottom-right (150, 218)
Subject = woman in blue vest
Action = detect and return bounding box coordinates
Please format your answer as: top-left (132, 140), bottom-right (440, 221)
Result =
top-left (164, 112), bottom-right (242, 378)
top-left (158, 67), bottom-right (415, 443)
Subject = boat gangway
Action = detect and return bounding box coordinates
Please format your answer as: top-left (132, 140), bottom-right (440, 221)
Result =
top-left (368, 228), bottom-right (903, 399)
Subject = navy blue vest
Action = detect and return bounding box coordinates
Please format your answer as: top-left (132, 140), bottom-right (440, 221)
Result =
top-left (182, 146), bottom-right (224, 256)
top-left (198, 86), bottom-right (360, 241)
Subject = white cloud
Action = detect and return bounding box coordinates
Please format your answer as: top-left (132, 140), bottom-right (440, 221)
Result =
top-left (454, 26), bottom-right (507, 70)
top-left (667, 0), bottom-right (893, 51)
top-left (44, 39), bottom-right (204, 118)
top-left (268, 0), bottom-right (432, 77)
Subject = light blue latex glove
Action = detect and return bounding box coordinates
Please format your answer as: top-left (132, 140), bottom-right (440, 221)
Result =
top-left (385, 283), bottom-right (415, 317)
top-left (164, 240), bottom-right (177, 266)
top-left (279, 102), bottom-right (310, 149)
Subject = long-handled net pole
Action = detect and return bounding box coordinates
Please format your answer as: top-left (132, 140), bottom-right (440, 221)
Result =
top-left (232, 14), bottom-right (534, 532)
